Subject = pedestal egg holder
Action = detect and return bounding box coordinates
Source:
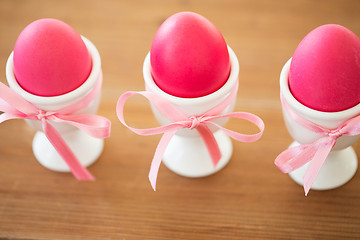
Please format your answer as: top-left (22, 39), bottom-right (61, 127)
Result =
top-left (275, 59), bottom-right (360, 195)
top-left (1, 36), bottom-right (111, 180)
top-left (117, 46), bottom-right (265, 190)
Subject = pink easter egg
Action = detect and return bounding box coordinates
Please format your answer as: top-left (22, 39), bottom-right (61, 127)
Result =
top-left (150, 12), bottom-right (230, 98)
top-left (289, 24), bottom-right (360, 112)
top-left (13, 18), bottom-right (92, 97)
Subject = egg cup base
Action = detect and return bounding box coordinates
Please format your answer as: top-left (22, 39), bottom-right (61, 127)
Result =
top-left (288, 141), bottom-right (358, 191)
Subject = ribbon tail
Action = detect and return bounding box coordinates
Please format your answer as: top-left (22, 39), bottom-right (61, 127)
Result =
top-left (196, 124), bottom-right (221, 167)
top-left (41, 119), bottom-right (95, 181)
top-left (303, 139), bottom-right (335, 196)
top-left (149, 129), bottom-right (177, 191)
top-left (275, 143), bottom-right (318, 173)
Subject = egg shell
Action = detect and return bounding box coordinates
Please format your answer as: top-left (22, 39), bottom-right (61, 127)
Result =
top-left (289, 24), bottom-right (360, 112)
top-left (150, 12), bottom-right (230, 98)
top-left (13, 18), bottom-right (92, 97)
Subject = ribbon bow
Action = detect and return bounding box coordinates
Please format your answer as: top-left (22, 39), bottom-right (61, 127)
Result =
top-left (275, 94), bottom-right (360, 195)
top-left (0, 73), bottom-right (111, 180)
top-left (117, 81), bottom-right (265, 190)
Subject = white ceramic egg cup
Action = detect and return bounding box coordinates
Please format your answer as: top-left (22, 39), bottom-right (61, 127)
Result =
top-left (6, 36), bottom-right (104, 172)
top-left (143, 46), bottom-right (239, 177)
top-left (280, 58), bottom-right (359, 190)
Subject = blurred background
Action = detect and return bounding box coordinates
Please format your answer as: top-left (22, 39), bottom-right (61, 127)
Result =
top-left (1, 0), bottom-right (358, 105)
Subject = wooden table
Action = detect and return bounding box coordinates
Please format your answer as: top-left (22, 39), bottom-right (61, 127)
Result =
top-left (0, 0), bottom-right (359, 239)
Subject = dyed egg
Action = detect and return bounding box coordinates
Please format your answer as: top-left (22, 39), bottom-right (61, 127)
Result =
top-left (13, 18), bottom-right (92, 97)
top-left (150, 12), bottom-right (230, 98)
top-left (289, 24), bottom-right (360, 112)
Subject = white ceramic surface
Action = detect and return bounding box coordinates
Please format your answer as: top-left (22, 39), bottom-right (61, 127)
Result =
top-left (6, 36), bottom-right (104, 172)
top-left (143, 46), bottom-right (239, 177)
top-left (280, 58), bottom-right (360, 190)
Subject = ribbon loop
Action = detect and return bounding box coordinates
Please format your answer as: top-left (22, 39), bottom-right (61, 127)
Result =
top-left (275, 93), bottom-right (360, 195)
top-left (117, 81), bottom-right (265, 191)
top-left (0, 75), bottom-right (111, 180)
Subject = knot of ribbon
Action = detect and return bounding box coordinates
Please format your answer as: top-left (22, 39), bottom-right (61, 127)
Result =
top-left (116, 81), bottom-right (265, 191)
top-left (328, 129), bottom-right (343, 140)
top-left (36, 110), bottom-right (55, 121)
top-left (275, 94), bottom-right (360, 195)
top-left (0, 72), bottom-right (111, 180)
top-left (188, 116), bottom-right (202, 129)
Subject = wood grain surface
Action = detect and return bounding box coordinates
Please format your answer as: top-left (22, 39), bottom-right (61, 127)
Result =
top-left (0, 0), bottom-right (360, 239)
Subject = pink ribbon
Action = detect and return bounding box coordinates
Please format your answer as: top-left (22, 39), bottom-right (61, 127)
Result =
top-left (116, 81), bottom-right (265, 190)
top-left (0, 72), bottom-right (111, 180)
top-left (275, 94), bottom-right (360, 195)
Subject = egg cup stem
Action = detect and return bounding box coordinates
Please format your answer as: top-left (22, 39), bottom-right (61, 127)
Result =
top-left (32, 129), bottom-right (103, 172)
top-left (162, 127), bottom-right (233, 177)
